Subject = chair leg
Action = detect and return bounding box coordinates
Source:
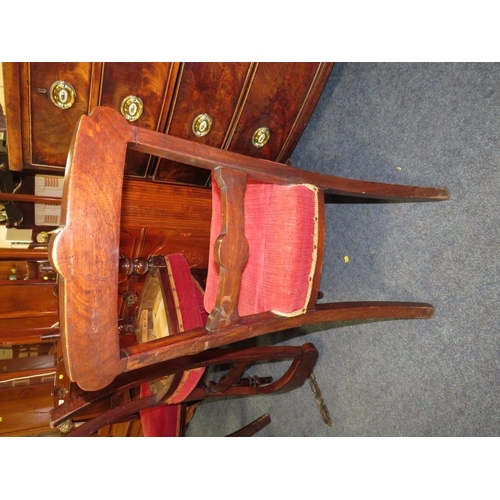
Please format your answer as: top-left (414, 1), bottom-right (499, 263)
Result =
top-left (321, 176), bottom-right (449, 202)
top-left (226, 414), bottom-right (271, 437)
top-left (71, 407), bottom-right (271, 438)
top-left (122, 302), bottom-right (434, 370)
top-left (313, 300), bottom-right (434, 320)
top-left (66, 394), bottom-right (158, 437)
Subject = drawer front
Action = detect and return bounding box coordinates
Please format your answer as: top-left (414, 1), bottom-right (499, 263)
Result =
top-left (227, 62), bottom-right (321, 161)
top-left (154, 62), bottom-right (253, 186)
top-left (100, 62), bottom-right (177, 177)
top-left (26, 63), bottom-right (177, 177)
top-left (100, 62), bottom-right (174, 131)
top-left (29, 62), bottom-right (95, 167)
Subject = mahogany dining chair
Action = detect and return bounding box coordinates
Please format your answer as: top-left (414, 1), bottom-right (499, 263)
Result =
top-left (49, 106), bottom-right (449, 399)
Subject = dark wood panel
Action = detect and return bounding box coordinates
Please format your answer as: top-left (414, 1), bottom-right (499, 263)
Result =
top-left (28, 62), bottom-right (95, 167)
top-left (0, 382), bottom-right (55, 436)
top-left (167, 62), bottom-right (252, 146)
top-left (0, 319), bottom-right (59, 344)
top-left (121, 179), bottom-right (211, 242)
top-left (227, 62), bottom-right (321, 160)
top-left (100, 63), bottom-right (175, 131)
top-left (100, 63), bottom-right (178, 177)
top-left (0, 281), bottom-right (58, 318)
top-left (154, 62), bottom-right (253, 186)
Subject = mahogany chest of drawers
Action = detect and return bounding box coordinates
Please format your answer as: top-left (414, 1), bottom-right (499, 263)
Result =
top-left (4, 62), bottom-right (334, 185)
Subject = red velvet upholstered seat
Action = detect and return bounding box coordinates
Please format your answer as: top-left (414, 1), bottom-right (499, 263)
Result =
top-left (205, 180), bottom-right (320, 317)
top-left (139, 253), bottom-right (208, 437)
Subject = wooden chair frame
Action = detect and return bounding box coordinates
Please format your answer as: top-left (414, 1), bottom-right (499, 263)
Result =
top-left (49, 106), bottom-right (449, 392)
top-left (50, 342), bottom-right (318, 436)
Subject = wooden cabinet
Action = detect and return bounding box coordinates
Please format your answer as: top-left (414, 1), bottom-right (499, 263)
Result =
top-left (4, 62), bottom-right (333, 185)
top-left (26, 63), bottom-right (99, 168)
top-left (119, 178), bottom-right (212, 269)
top-left (154, 62), bottom-right (253, 185)
top-left (0, 281), bottom-right (58, 344)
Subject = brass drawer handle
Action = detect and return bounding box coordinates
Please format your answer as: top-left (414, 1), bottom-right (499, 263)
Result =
top-left (120, 95), bottom-right (144, 122)
top-left (192, 113), bottom-right (213, 137)
top-left (252, 127), bottom-right (270, 148)
top-left (49, 81), bottom-right (76, 109)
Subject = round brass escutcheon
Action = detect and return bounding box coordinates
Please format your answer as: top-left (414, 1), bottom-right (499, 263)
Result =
top-left (36, 231), bottom-right (49, 243)
top-left (57, 419), bottom-right (73, 434)
top-left (120, 95), bottom-right (144, 122)
top-left (252, 127), bottom-right (271, 148)
top-left (49, 81), bottom-right (76, 109)
top-left (192, 113), bottom-right (213, 137)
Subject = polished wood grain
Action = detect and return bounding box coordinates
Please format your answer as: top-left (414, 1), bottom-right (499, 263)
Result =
top-left (134, 126), bottom-right (449, 200)
top-left (100, 63), bottom-right (177, 132)
top-left (119, 179), bottom-right (212, 276)
top-left (49, 107), bottom-right (135, 390)
top-left (166, 62), bottom-right (253, 148)
top-left (0, 381), bottom-right (55, 436)
top-left (121, 179), bottom-right (211, 236)
top-left (28, 63), bottom-right (99, 168)
top-left (2, 63), bottom-right (24, 172)
top-left (227, 62), bottom-right (326, 160)
top-left (0, 281), bottom-right (58, 344)
top-left (0, 192), bottom-right (61, 204)
top-left (155, 62), bottom-right (254, 185)
top-left (0, 248), bottom-right (50, 260)
top-left (123, 301), bottom-right (434, 371)
top-left (100, 62), bottom-right (179, 177)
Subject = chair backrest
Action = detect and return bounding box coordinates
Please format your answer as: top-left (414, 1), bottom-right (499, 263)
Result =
top-left (49, 107), bottom-right (133, 389)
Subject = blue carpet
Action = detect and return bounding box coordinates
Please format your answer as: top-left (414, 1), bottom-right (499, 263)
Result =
top-left (186, 63), bottom-right (500, 436)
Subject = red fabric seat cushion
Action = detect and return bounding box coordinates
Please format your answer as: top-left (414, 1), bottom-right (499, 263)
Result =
top-left (204, 180), bottom-right (319, 317)
top-left (140, 253), bottom-right (207, 437)
top-left (139, 383), bottom-right (182, 437)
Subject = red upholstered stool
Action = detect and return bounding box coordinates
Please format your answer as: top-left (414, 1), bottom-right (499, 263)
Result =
top-left (205, 179), bottom-right (320, 317)
top-left (138, 253), bottom-right (207, 437)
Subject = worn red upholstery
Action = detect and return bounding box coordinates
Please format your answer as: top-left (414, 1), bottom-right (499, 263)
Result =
top-left (205, 180), bottom-right (320, 317)
top-left (139, 384), bottom-right (182, 437)
top-left (139, 253), bottom-right (207, 437)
